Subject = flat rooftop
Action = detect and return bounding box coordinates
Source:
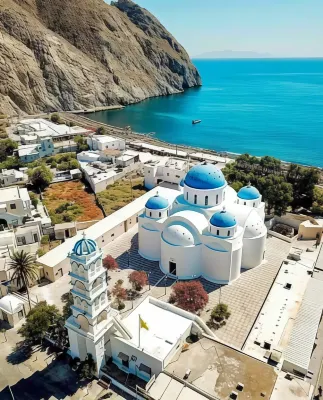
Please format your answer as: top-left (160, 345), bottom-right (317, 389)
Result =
top-left (164, 337), bottom-right (277, 400)
top-left (92, 135), bottom-right (124, 143)
top-left (118, 297), bottom-right (192, 360)
top-left (0, 186), bottom-right (29, 202)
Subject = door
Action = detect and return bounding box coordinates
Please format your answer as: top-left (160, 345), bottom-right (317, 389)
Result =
top-left (2, 312), bottom-right (8, 323)
top-left (169, 261), bottom-right (176, 276)
top-left (58, 268), bottom-right (63, 277)
top-left (21, 237), bottom-right (26, 245)
top-left (33, 234), bottom-right (38, 242)
top-left (65, 229), bottom-right (70, 238)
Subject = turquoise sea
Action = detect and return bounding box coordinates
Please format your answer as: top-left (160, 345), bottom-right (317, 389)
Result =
top-left (87, 59), bottom-right (323, 167)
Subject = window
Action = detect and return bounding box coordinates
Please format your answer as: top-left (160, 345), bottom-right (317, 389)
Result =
top-left (176, 175), bottom-right (180, 178)
top-left (253, 202), bottom-right (256, 207)
top-left (111, 233), bottom-right (115, 237)
top-left (216, 194), bottom-right (218, 204)
top-left (139, 363), bottom-right (151, 377)
top-left (18, 310), bottom-right (24, 320)
top-left (167, 173), bottom-right (170, 176)
top-left (33, 234), bottom-right (38, 242)
top-left (205, 196), bottom-right (208, 206)
top-left (244, 202), bottom-right (246, 206)
top-left (10, 203), bottom-right (16, 210)
top-left (186, 192), bottom-right (188, 200)
top-left (159, 212), bottom-right (161, 217)
top-left (136, 217), bottom-right (138, 222)
top-left (194, 194), bottom-right (197, 204)
top-left (150, 212), bottom-right (152, 217)
top-left (223, 191), bottom-right (226, 200)
top-left (227, 230), bottom-right (230, 236)
top-left (217, 230), bottom-right (219, 236)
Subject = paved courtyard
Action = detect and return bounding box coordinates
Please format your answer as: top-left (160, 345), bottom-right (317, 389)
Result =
top-left (102, 226), bottom-right (292, 348)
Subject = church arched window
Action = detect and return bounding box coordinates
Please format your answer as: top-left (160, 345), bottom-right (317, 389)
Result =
top-left (253, 202), bottom-right (256, 207)
top-left (216, 194), bottom-right (219, 204)
top-left (194, 195), bottom-right (197, 204)
top-left (205, 196), bottom-right (208, 206)
top-left (223, 191), bottom-right (226, 201)
top-left (186, 192), bottom-right (188, 200)
top-left (159, 212), bottom-right (161, 217)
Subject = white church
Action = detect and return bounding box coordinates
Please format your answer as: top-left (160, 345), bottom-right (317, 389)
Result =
top-left (65, 233), bottom-right (214, 387)
top-left (139, 163), bottom-right (267, 284)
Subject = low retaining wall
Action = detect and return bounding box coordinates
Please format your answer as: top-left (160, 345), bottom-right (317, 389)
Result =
top-left (268, 230), bottom-right (298, 243)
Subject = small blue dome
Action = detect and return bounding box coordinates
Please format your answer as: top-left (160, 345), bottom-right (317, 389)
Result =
top-left (238, 185), bottom-right (260, 200)
top-left (145, 194), bottom-right (169, 210)
top-left (180, 179), bottom-right (185, 187)
top-left (73, 235), bottom-right (97, 256)
top-left (210, 210), bottom-right (236, 228)
top-left (184, 164), bottom-right (226, 190)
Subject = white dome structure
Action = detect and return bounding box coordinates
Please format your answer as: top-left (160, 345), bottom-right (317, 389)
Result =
top-left (138, 163), bottom-right (267, 284)
top-left (162, 224), bottom-right (195, 246)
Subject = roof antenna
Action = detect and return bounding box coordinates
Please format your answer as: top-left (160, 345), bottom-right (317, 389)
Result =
top-left (247, 181), bottom-right (251, 187)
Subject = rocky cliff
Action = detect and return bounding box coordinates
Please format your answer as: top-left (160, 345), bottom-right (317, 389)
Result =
top-left (0, 0), bottom-right (201, 115)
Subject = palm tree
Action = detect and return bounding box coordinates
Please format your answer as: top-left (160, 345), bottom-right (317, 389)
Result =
top-left (8, 250), bottom-right (38, 308)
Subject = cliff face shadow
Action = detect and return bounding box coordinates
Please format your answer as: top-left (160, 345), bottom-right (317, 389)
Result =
top-left (1, 359), bottom-right (87, 400)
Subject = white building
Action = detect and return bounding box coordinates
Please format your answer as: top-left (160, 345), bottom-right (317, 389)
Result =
top-left (87, 135), bottom-right (125, 152)
top-left (65, 235), bottom-right (213, 384)
top-left (116, 150), bottom-right (139, 167)
top-left (0, 169), bottom-right (26, 187)
top-left (0, 294), bottom-right (27, 327)
top-left (0, 186), bottom-right (32, 227)
top-left (80, 162), bottom-right (118, 194)
top-left (139, 164), bottom-right (267, 284)
top-left (144, 157), bottom-right (188, 190)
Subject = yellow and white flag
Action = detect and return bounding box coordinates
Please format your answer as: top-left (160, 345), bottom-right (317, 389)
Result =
top-left (139, 315), bottom-right (149, 331)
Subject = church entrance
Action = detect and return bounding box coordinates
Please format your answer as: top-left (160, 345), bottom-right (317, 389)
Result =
top-left (169, 261), bottom-right (176, 276)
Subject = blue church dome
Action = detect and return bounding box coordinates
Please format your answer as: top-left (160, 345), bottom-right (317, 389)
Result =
top-left (184, 164), bottom-right (226, 190)
top-left (73, 234), bottom-right (97, 256)
top-left (210, 210), bottom-right (236, 228)
top-left (145, 194), bottom-right (169, 210)
top-left (180, 179), bottom-right (185, 187)
top-left (238, 184), bottom-right (260, 200)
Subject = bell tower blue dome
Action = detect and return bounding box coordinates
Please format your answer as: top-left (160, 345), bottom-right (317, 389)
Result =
top-left (145, 194), bottom-right (169, 210)
top-left (184, 164), bottom-right (226, 190)
top-left (73, 233), bottom-right (97, 256)
top-left (210, 209), bottom-right (237, 228)
top-left (238, 183), bottom-right (260, 200)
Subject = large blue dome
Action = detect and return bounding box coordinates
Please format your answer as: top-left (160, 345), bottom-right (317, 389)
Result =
top-left (210, 210), bottom-right (237, 228)
top-left (238, 185), bottom-right (260, 200)
top-left (184, 164), bottom-right (226, 190)
top-left (145, 194), bottom-right (169, 210)
top-left (73, 235), bottom-right (97, 256)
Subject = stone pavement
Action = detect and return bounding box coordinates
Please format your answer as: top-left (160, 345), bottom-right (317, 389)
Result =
top-left (102, 227), bottom-right (291, 349)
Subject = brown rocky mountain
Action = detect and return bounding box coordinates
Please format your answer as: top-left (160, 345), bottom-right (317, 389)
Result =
top-left (0, 0), bottom-right (201, 115)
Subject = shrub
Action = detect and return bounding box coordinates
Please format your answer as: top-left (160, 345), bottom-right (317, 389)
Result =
top-left (0, 132), bottom-right (8, 139)
top-left (50, 113), bottom-right (62, 124)
top-left (37, 248), bottom-right (46, 257)
top-left (211, 303), bottom-right (231, 322)
top-left (78, 353), bottom-right (96, 379)
top-left (112, 280), bottom-right (127, 308)
top-left (103, 255), bottom-right (118, 270)
top-left (118, 302), bottom-right (125, 310)
top-left (128, 270), bottom-right (148, 291)
top-left (29, 192), bottom-right (39, 209)
top-left (41, 235), bottom-right (49, 245)
top-left (169, 281), bottom-right (208, 313)
top-left (96, 126), bottom-right (107, 135)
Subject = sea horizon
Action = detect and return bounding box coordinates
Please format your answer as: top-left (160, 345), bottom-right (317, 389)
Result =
top-left (86, 58), bottom-right (323, 168)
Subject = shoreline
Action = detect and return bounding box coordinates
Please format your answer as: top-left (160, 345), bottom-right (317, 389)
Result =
top-left (61, 111), bottom-right (322, 171)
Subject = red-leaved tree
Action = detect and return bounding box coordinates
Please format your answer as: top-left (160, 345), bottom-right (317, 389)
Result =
top-left (112, 280), bottom-right (127, 310)
top-left (128, 270), bottom-right (148, 291)
top-left (103, 255), bottom-right (118, 271)
top-left (169, 281), bottom-right (208, 313)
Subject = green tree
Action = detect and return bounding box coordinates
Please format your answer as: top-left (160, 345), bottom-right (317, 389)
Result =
top-left (62, 292), bottom-right (74, 320)
top-left (29, 192), bottom-right (39, 209)
top-left (0, 139), bottom-right (18, 161)
top-left (287, 164), bottom-right (320, 208)
top-left (8, 251), bottom-right (39, 308)
top-left (18, 301), bottom-right (61, 343)
top-left (28, 165), bottom-right (53, 189)
top-left (74, 135), bottom-right (89, 152)
top-left (211, 303), bottom-right (231, 322)
top-left (96, 126), bottom-right (107, 135)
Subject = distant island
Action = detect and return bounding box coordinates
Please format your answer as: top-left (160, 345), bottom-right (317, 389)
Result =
top-left (193, 50), bottom-right (273, 59)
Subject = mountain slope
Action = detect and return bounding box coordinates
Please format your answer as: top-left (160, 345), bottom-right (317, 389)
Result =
top-left (0, 0), bottom-right (201, 115)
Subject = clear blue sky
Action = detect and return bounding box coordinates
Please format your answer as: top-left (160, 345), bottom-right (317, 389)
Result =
top-left (129, 0), bottom-right (323, 58)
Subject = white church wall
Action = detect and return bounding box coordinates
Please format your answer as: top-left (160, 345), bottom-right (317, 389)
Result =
top-left (160, 239), bottom-right (201, 279)
top-left (242, 233), bottom-right (266, 269)
top-left (144, 165), bottom-right (157, 189)
top-left (230, 247), bottom-right (243, 281)
top-left (202, 246), bottom-right (232, 283)
top-left (138, 225), bottom-right (161, 261)
top-left (110, 336), bottom-right (163, 381)
top-left (184, 184), bottom-right (227, 208)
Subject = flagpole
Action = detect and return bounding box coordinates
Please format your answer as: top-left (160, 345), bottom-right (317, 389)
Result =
top-left (138, 314), bottom-right (141, 348)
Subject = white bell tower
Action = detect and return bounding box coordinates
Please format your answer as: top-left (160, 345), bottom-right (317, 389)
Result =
top-left (65, 233), bottom-right (112, 376)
